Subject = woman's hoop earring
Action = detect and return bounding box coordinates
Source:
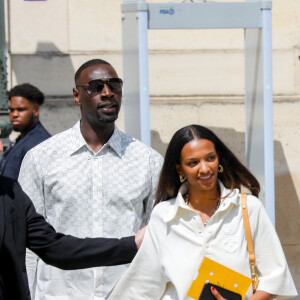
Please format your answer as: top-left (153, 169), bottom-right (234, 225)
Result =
top-left (179, 174), bottom-right (186, 183)
top-left (218, 165), bottom-right (224, 173)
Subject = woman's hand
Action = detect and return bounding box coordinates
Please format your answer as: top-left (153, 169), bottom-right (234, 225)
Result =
top-left (210, 286), bottom-right (275, 300)
top-left (210, 286), bottom-right (227, 300)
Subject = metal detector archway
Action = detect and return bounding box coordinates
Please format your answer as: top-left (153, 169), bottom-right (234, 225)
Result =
top-left (121, 0), bottom-right (274, 223)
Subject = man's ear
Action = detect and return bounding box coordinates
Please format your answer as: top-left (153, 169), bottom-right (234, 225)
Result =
top-left (33, 104), bottom-right (39, 118)
top-left (73, 88), bottom-right (81, 106)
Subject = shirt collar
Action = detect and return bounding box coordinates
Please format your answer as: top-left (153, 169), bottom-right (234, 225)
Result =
top-left (68, 121), bottom-right (87, 155)
top-left (105, 126), bottom-right (123, 158)
top-left (163, 181), bottom-right (240, 223)
top-left (68, 121), bottom-right (123, 157)
top-left (163, 182), bottom-right (189, 223)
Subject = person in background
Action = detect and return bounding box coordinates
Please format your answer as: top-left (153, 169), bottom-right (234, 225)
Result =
top-left (0, 119), bottom-right (12, 153)
top-left (0, 83), bottom-right (50, 179)
top-left (0, 119), bottom-right (12, 139)
top-left (19, 59), bottom-right (163, 299)
top-left (108, 124), bottom-right (297, 300)
top-left (0, 175), bottom-right (144, 300)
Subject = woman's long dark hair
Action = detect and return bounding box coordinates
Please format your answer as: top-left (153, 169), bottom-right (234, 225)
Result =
top-left (154, 125), bottom-right (260, 206)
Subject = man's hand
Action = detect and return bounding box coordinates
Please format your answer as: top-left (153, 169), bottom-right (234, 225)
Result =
top-left (134, 226), bottom-right (147, 249)
top-left (210, 285), bottom-right (227, 300)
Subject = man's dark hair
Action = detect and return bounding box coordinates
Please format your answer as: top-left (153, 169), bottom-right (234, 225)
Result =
top-left (8, 83), bottom-right (45, 106)
top-left (74, 59), bottom-right (111, 84)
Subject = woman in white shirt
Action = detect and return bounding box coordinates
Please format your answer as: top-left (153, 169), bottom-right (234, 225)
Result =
top-left (109, 125), bottom-right (297, 300)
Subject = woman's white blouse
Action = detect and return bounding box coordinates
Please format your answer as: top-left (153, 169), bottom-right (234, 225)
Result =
top-left (108, 183), bottom-right (297, 300)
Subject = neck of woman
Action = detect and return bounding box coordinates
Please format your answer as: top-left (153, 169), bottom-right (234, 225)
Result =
top-left (186, 186), bottom-right (220, 215)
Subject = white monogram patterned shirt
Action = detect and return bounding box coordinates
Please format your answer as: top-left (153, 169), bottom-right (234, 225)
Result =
top-left (18, 121), bottom-right (163, 300)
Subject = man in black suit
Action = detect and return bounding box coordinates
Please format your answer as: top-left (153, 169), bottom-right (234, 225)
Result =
top-left (0, 175), bottom-right (141, 300)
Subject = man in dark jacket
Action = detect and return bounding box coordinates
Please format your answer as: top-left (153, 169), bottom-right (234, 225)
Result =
top-left (0, 83), bottom-right (51, 179)
top-left (0, 175), bottom-right (139, 300)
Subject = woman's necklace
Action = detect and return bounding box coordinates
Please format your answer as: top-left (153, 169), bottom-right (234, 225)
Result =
top-left (184, 193), bottom-right (221, 227)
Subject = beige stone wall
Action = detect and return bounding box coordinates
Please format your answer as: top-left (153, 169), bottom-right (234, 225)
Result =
top-left (4, 0), bottom-right (300, 295)
top-left (6, 0), bottom-right (300, 96)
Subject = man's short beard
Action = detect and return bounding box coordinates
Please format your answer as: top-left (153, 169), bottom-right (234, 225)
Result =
top-left (12, 125), bottom-right (26, 133)
top-left (12, 126), bottom-right (22, 132)
top-left (96, 112), bottom-right (119, 123)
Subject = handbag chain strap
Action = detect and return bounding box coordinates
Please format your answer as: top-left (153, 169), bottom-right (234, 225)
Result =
top-left (241, 192), bottom-right (259, 293)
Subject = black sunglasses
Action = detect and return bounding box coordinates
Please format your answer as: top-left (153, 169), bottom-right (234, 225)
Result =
top-left (76, 78), bottom-right (123, 97)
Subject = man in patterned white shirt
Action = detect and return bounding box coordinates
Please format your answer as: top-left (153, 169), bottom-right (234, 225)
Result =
top-left (18, 59), bottom-right (163, 300)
